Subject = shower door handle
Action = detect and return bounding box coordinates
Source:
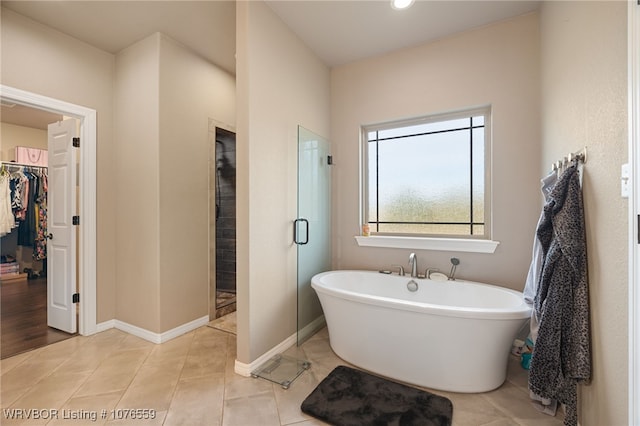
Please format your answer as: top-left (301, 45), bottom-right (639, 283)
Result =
top-left (293, 218), bottom-right (309, 245)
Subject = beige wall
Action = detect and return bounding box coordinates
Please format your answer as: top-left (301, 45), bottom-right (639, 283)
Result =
top-left (114, 34), bottom-right (162, 332)
top-left (158, 34), bottom-right (236, 331)
top-left (331, 13), bottom-right (541, 290)
top-left (0, 122), bottom-right (47, 161)
top-left (540, 2), bottom-right (628, 424)
top-left (115, 33), bottom-right (236, 333)
top-left (1, 8), bottom-right (117, 322)
top-left (236, 1), bottom-right (331, 362)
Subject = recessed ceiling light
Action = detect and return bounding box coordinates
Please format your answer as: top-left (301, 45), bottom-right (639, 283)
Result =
top-left (391, 0), bottom-right (415, 10)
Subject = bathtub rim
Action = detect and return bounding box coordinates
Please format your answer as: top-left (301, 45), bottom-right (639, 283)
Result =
top-left (311, 269), bottom-right (532, 321)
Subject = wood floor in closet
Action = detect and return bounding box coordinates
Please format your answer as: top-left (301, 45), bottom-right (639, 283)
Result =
top-left (1, 277), bottom-right (75, 359)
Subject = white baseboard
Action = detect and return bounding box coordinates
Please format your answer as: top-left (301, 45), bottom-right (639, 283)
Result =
top-left (96, 319), bottom-right (115, 333)
top-left (235, 332), bottom-right (297, 377)
top-left (94, 316), bottom-right (209, 344)
top-left (158, 316), bottom-right (210, 342)
top-left (234, 315), bottom-right (325, 377)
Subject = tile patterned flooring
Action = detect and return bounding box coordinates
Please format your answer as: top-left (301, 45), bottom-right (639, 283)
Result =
top-left (207, 312), bottom-right (237, 335)
top-left (0, 324), bottom-right (564, 425)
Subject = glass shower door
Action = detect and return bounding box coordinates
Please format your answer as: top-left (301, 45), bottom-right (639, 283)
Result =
top-left (296, 126), bottom-right (331, 345)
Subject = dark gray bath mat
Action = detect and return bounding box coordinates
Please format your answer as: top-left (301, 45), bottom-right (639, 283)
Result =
top-left (301, 365), bottom-right (453, 426)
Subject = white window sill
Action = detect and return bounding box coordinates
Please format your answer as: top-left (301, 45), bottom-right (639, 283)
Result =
top-left (354, 235), bottom-right (499, 253)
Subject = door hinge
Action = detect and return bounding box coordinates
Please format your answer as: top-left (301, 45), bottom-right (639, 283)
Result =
top-left (72, 216), bottom-right (80, 225)
top-left (72, 293), bottom-right (80, 304)
top-left (327, 155), bottom-right (333, 165)
top-left (73, 137), bottom-right (80, 148)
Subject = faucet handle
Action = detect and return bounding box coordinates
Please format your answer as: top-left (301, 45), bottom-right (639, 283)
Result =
top-left (391, 264), bottom-right (405, 276)
top-left (425, 267), bottom-right (439, 279)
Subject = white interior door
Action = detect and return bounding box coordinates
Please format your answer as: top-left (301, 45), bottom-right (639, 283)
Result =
top-left (47, 119), bottom-right (77, 333)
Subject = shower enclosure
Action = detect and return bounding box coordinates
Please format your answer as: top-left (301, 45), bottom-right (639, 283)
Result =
top-left (250, 125), bottom-right (331, 387)
top-left (209, 123), bottom-right (237, 319)
top-left (295, 126), bottom-right (331, 344)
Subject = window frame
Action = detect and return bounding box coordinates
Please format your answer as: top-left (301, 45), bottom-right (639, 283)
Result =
top-left (360, 106), bottom-right (494, 245)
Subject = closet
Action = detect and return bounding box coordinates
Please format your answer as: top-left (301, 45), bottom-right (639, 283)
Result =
top-left (1, 160), bottom-right (49, 280)
top-left (0, 105), bottom-right (74, 359)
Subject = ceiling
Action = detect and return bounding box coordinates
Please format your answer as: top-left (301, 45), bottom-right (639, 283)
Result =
top-left (0, 103), bottom-right (62, 130)
top-left (266, 0), bottom-right (540, 67)
top-left (1, 1), bottom-right (237, 74)
top-left (1, 0), bottom-right (540, 129)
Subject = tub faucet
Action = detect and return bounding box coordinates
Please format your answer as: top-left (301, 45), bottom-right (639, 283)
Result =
top-left (408, 252), bottom-right (418, 278)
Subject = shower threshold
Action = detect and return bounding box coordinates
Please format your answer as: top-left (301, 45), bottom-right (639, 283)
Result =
top-left (216, 290), bottom-right (236, 308)
top-left (251, 354), bottom-right (311, 389)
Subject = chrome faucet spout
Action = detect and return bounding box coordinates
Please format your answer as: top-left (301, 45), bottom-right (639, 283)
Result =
top-left (408, 252), bottom-right (418, 278)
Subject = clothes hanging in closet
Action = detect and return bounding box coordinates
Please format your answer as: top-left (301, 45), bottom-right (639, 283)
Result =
top-left (17, 170), bottom-right (38, 247)
top-left (528, 162), bottom-right (590, 426)
top-left (0, 169), bottom-right (16, 237)
top-left (4, 166), bottom-right (48, 260)
top-left (32, 169), bottom-right (48, 261)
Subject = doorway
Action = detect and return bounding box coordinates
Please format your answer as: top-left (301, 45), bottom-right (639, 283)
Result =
top-left (0, 105), bottom-right (76, 358)
top-left (209, 122), bottom-right (237, 321)
top-left (0, 85), bottom-right (98, 342)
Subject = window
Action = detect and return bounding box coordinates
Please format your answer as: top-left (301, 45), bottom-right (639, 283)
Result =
top-left (362, 107), bottom-right (491, 239)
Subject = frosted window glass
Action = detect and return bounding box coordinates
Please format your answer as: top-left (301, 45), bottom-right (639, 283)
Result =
top-left (364, 107), bottom-right (489, 238)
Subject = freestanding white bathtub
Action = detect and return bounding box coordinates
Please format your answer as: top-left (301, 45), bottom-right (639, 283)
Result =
top-left (311, 270), bottom-right (531, 393)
